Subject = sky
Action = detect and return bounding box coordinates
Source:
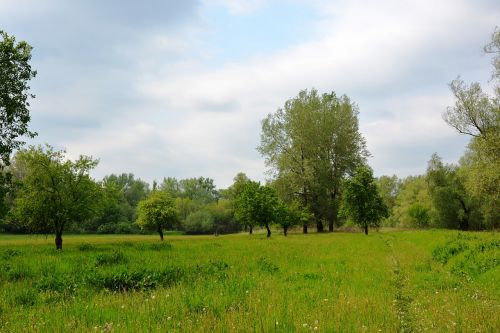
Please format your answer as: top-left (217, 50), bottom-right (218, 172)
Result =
top-left (1, 0), bottom-right (499, 188)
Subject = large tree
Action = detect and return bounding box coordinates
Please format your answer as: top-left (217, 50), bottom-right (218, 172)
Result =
top-left (0, 31), bottom-right (37, 219)
top-left (259, 89), bottom-right (368, 233)
top-left (426, 154), bottom-right (481, 230)
top-left (11, 145), bottom-right (101, 249)
top-left (340, 166), bottom-right (388, 235)
top-left (443, 28), bottom-right (499, 228)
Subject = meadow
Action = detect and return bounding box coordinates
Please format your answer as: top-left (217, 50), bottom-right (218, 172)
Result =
top-left (0, 230), bottom-right (498, 332)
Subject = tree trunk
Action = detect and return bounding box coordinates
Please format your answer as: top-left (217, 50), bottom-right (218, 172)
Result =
top-left (249, 225), bottom-right (253, 235)
top-left (458, 199), bottom-right (470, 231)
top-left (329, 221), bottom-right (334, 232)
top-left (55, 232), bottom-right (63, 250)
top-left (303, 223), bottom-right (308, 234)
top-left (316, 220), bottom-right (324, 233)
top-left (158, 228), bottom-right (164, 241)
top-left (284, 226), bottom-right (288, 236)
top-left (364, 225), bottom-right (368, 235)
top-left (266, 224), bottom-right (271, 238)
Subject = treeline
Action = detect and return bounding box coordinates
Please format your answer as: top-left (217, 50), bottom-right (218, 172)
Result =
top-left (0, 28), bottom-right (498, 250)
top-left (0, 152), bottom-right (245, 236)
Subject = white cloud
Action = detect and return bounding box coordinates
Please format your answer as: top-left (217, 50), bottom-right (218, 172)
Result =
top-left (6, 0), bottom-right (498, 187)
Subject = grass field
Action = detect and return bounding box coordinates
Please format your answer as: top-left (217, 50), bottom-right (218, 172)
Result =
top-left (0, 230), bottom-right (498, 332)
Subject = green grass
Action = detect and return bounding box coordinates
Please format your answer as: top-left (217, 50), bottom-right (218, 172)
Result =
top-left (0, 230), bottom-right (498, 332)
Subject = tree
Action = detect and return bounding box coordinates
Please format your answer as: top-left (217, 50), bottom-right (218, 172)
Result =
top-left (391, 176), bottom-right (434, 228)
top-left (11, 145), bottom-right (101, 249)
top-left (221, 172), bottom-right (251, 200)
top-left (376, 175), bottom-right (401, 226)
top-left (136, 190), bottom-right (178, 241)
top-left (426, 154), bottom-right (480, 230)
top-left (259, 89), bottom-right (368, 233)
top-left (160, 176), bottom-right (219, 204)
top-left (275, 201), bottom-right (311, 236)
top-left (459, 132), bottom-right (499, 228)
top-left (0, 31), bottom-right (37, 219)
top-left (340, 166), bottom-right (388, 235)
top-left (443, 78), bottom-right (497, 137)
top-left (235, 182), bottom-right (279, 237)
top-left (443, 28), bottom-right (499, 229)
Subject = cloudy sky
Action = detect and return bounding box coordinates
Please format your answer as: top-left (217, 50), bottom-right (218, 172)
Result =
top-left (1, 0), bottom-right (498, 188)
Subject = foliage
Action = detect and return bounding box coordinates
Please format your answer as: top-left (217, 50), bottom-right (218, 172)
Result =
top-left (376, 175), bottom-right (401, 226)
top-left (0, 31), bottom-right (37, 165)
top-left (0, 31), bottom-right (37, 221)
top-left (426, 154), bottom-right (481, 230)
top-left (85, 173), bottom-right (149, 232)
top-left (234, 181), bottom-right (279, 237)
top-left (443, 27), bottom-right (500, 229)
top-left (275, 201), bottom-right (311, 236)
top-left (432, 233), bottom-right (499, 280)
top-left (391, 176), bottom-right (435, 228)
top-left (407, 203), bottom-right (431, 228)
top-left (161, 176), bottom-right (219, 204)
top-left (340, 166), bottom-right (388, 234)
top-left (10, 145), bottom-right (101, 249)
top-left (258, 88), bottom-right (368, 232)
top-left (221, 172), bottom-right (251, 200)
top-left (136, 190), bottom-right (178, 240)
top-left (184, 209), bottom-right (215, 234)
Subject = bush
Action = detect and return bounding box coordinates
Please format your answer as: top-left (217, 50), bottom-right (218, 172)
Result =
top-left (183, 210), bottom-right (215, 234)
top-left (432, 234), bottom-right (471, 264)
top-left (12, 289), bottom-right (37, 307)
top-left (95, 250), bottom-right (127, 266)
top-left (87, 267), bottom-right (184, 292)
top-left (408, 203), bottom-right (431, 228)
top-left (36, 274), bottom-right (78, 293)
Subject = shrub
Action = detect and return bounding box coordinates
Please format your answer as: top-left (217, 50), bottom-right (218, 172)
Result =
top-left (432, 233), bottom-right (472, 264)
top-left (87, 267), bottom-right (184, 292)
top-left (12, 289), bottom-right (37, 307)
top-left (2, 249), bottom-right (22, 259)
top-left (78, 243), bottom-right (95, 251)
top-left (36, 275), bottom-right (78, 293)
top-left (184, 209), bottom-right (215, 234)
top-left (95, 250), bottom-right (127, 266)
top-left (257, 256), bottom-right (279, 273)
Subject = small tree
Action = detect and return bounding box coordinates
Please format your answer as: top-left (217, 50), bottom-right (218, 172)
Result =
top-left (136, 190), bottom-right (178, 241)
top-left (276, 201), bottom-right (310, 236)
top-left (11, 145), bottom-right (101, 249)
top-left (235, 182), bottom-right (279, 237)
top-left (341, 166), bottom-right (388, 235)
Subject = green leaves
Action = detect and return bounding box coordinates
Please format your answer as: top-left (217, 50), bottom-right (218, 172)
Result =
top-left (341, 166), bottom-right (388, 234)
top-left (136, 190), bottom-right (178, 235)
top-left (10, 145), bottom-right (101, 241)
top-left (0, 31), bottom-right (37, 165)
top-left (258, 88), bottom-right (368, 230)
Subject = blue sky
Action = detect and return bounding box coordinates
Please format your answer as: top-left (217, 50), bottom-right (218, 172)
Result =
top-left (1, 0), bottom-right (498, 187)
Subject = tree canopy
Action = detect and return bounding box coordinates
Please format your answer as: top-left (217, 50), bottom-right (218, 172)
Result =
top-left (258, 88), bottom-right (368, 233)
top-left (10, 145), bottom-right (100, 249)
top-left (136, 190), bottom-right (178, 241)
top-left (341, 166), bottom-right (388, 235)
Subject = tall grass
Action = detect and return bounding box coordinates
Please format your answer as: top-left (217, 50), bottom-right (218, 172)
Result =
top-left (0, 230), bottom-right (498, 332)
